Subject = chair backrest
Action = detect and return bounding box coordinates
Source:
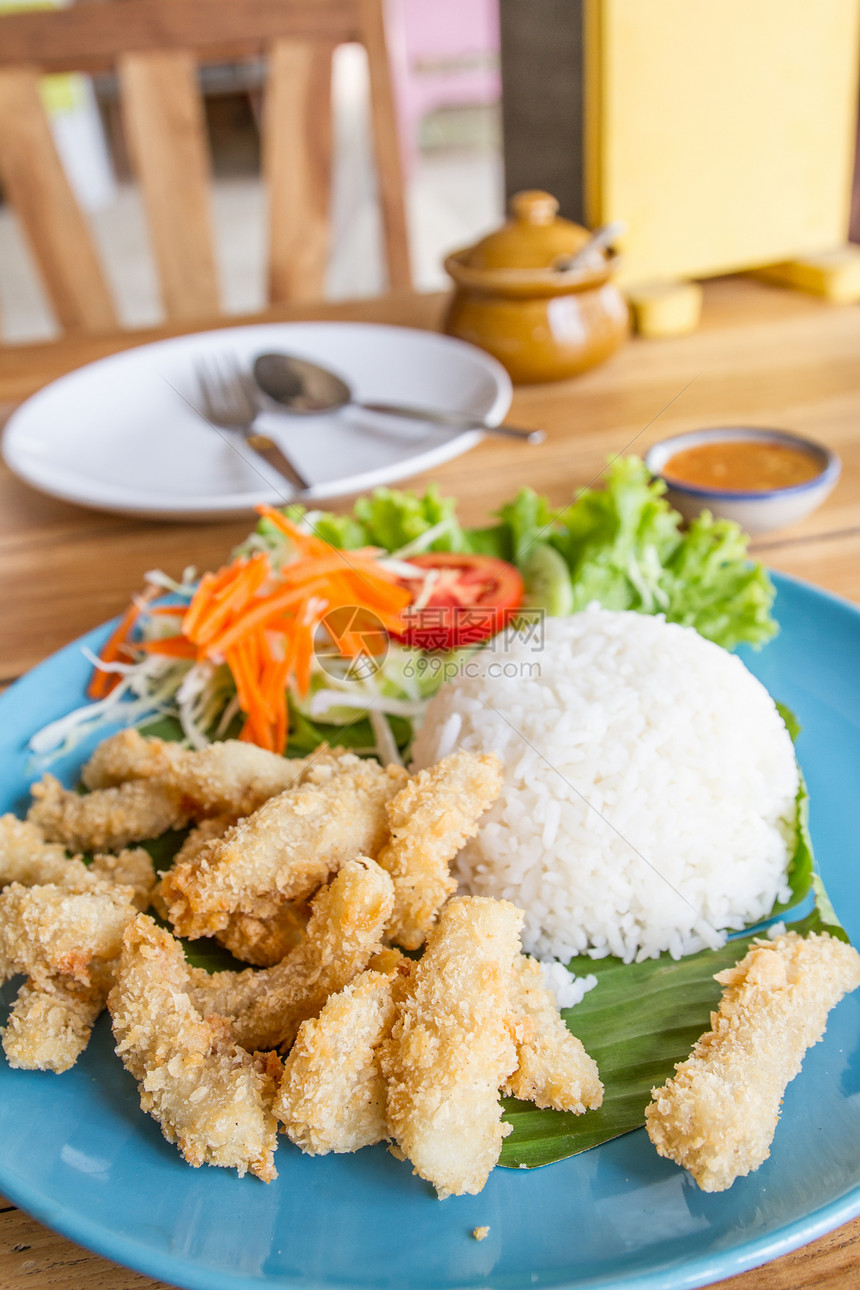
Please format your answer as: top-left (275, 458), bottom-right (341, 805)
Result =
top-left (0, 0), bottom-right (411, 337)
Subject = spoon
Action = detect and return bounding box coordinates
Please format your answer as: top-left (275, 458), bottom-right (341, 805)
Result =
top-left (553, 220), bottom-right (627, 273)
top-left (252, 353), bottom-right (545, 444)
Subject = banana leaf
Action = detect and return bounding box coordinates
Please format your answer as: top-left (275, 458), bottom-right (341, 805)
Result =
top-left (138, 702), bottom-right (828, 1166)
top-left (500, 899), bottom-right (845, 1168)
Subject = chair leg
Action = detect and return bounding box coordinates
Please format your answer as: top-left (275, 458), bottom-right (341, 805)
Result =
top-left (264, 39), bottom-right (335, 303)
top-left (359, 0), bottom-right (412, 290)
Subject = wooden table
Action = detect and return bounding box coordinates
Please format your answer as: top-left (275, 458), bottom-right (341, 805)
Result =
top-left (1, 276), bottom-right (859, 1290)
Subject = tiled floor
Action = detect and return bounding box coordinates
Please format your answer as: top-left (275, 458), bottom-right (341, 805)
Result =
top-left (0, 46), bottom-right (503, 342)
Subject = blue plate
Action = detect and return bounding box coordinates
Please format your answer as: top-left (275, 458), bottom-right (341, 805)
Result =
top-left (2, 572), bottom-right (860, 1290)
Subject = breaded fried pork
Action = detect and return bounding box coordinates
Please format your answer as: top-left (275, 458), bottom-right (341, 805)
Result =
top-left (2, 978), bottom-right (105, 1073)
top-left (83, 728), bottom-right (319, 817)
top-left (187, 856), bottom-right (395, 1052)
top-left (109, 915), bottom-right (281, 1181)
top-left (81, 729), bottom-right (178, 789)
top-left (0, 881), bottom-right (138, 989)
top-left (0, 815), bottom-right (155, 910)
top-left (505, 955), bottom-right (603, 1113)
top-left (646, 930), bottom-right (860, 1191)
top-left (0, 881), bottom-right (140, 1071)
top-left (156, 817), bottom-right (309, 966)
top-left (381, 895), bottom-right (523, 1198)
top-left (171, 815), bottom-right (236, 867)
top-left (377, 751), bottom-right (503, 950)
top-left (89, 848), bottom-right (156, 910)
top-left (161, 756), bottom-right (405, 939)
top-left (0, 815), bottom-right (78, 888)
top-left (28, 773), bottom-right (188, 853)
top-left (276, 957), bottom-right (409, 1154)
top-left (216, 902), bottom-right (311, 967)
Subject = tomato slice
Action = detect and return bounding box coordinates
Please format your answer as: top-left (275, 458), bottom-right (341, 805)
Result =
top-left (396, 553), bottom-right (524, 649)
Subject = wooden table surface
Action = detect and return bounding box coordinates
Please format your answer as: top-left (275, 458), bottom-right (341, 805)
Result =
top-left (1, 276), bottom-right (859, 1289)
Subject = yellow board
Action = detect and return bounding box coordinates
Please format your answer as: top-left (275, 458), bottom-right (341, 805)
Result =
top-left (752, 247), bottom-right (860, 303)
top-left (585, 0), bottom-right (860, 285)
top-left (625, 281), bottom-right (703, 338)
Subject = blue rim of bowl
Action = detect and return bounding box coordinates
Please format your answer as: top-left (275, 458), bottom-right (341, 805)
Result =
top-left (645, 427), bottom-right (841, 501)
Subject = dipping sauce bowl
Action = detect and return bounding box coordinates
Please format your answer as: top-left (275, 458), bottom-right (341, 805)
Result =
top-left (645, 427), bottom-right (841, 535)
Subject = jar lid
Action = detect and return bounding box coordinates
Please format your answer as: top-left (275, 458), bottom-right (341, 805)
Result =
top-left (461, 190), bottom-right (591, 271)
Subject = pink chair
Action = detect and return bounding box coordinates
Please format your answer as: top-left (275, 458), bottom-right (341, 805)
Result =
top-left (385, 0), bottom-right (500, 171)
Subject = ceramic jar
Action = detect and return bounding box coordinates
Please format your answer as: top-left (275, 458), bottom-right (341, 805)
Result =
top-left (443, 190), bottom-right (629, 384)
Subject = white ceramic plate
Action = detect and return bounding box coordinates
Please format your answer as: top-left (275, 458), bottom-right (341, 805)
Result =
top-left (1, 323), bottom-right (512, 520)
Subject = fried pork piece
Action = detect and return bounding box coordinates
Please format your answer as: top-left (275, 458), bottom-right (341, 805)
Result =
top-left (28, 774), bottom-right (188, 853)
top-left (217, 902), bottom-right (311, 967)
top-left (161, 756), bottom-right (406, 939)
top-left (150, 815), bottom-right (235, 920)
top-left (167, 742), bottom-right (318, 818)
top-left (381, 895), bottom-right (523, 1198)
top-left (0, 881), bottom-right (140, 1071)
top-left (377, 751), bottom-right (503, 951)
top-left (83, 728), bottom-right (317, 817)
top-left (367, 946), bottom-right (406, 976)
top-left (172, 814), bottom-right (236, 865)
top-left (0, 816), bottom-right (156, 911)
top-left (90, 849), bottom-right (156, 910)
top-left (2, 977), bottom-right (105, 1073)
top-left (0, 815), bottom-right (76, 887)
top-left (276, 957), bottom-right (410, 1154)
top-left (504, 955), bottom-right (603, 1112)
top-left (158, 817), bottom-right (309, 964)
top-left (645, 931), bottom-right (860, 1192)
top-left (81, 729), bottom-right (177, 789)
top-left (187, 857), bottom-right (395, 1052)
top-left (0, 881), bottom-right (138, 988)
top-left (109, 915), bottom-right (281, 1181)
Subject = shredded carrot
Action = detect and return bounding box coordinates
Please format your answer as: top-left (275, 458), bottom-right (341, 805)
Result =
top-left (134, 638), bottom-right (199, 659)
top-left (180, 572), bottom-right (216, 639)
top-left (88, 510), bottom-right (410, 753)
top-left (193, 554), bottom-right (271, 645)
top-left (256, 505), bottom-right (332, 557)
top-left (293, 625), bottom-right (314, 699)
top-left (203, 578), bottom-right (330, 656)
top-left (87, 593), bottom-right (151, 699)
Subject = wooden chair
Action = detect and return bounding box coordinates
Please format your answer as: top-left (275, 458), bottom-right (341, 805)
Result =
top-left (0, 0), bottom-right (411, 337)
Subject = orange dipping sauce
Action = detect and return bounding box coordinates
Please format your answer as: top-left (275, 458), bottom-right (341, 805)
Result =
top-left (663, 439), bottom-right (822, 493)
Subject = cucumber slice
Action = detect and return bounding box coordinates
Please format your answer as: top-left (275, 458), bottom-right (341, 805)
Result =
top-left (520, 542), bottom-right (574, 616)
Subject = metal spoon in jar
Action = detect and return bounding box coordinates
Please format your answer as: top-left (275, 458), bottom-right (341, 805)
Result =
top-left (252, 353), bottom-right (545, 444)
top-left (553, 220), bottom-right (627, 273)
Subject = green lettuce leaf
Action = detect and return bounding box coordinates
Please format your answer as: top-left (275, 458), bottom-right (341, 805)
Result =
top-left (284, 704), bottom-right (412, 759)
top-left (546, 458), bottom-right (777, 647)
top-left (495, 489), bottom-right (556, 566)
top-left (776, 700), bottom-right (802, 743)
top-left (255, 486), bottom-right (468, 554)
top-left (661, 511), bottom-right (777, 651)
top-left (253, 463), bottom-right (776, 651)
top-left (459, 458), bottom-right (778, 650)
top-left (309, 512), bottom-right (369, 550)
top-left (772, 768), bottom-right (814, 916)
top-left (762, 703), bottom-right (813, 919)
top-left (550, 457), bottom-right (681, 614)
top-left (353, 485), bottom-right (466, 552)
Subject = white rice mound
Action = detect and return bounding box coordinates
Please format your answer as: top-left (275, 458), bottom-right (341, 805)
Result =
top-left (411, 607), bottom-right (798, 964)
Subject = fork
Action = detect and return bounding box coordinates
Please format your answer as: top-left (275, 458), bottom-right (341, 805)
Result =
top-left (193, 353), bottom-right (310, 494)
